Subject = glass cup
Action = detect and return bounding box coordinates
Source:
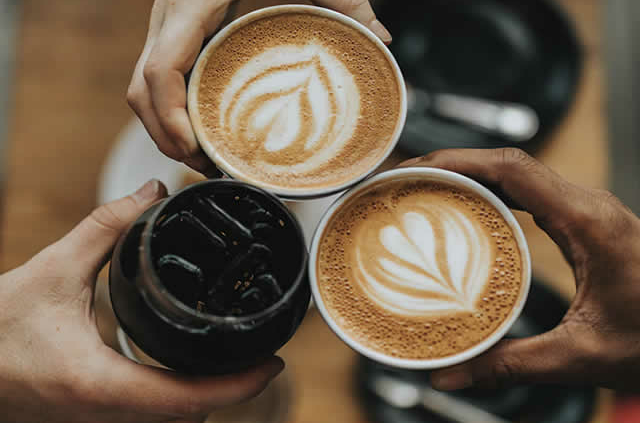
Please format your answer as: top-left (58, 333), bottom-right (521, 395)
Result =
top-left (308, 167), bottom-right (532, 369)
top-left (109, 179), bottom-right (310, 374)
top-left (187, 4), bottom-right (408, 200)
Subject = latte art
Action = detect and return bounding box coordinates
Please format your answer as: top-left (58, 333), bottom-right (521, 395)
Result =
top-left (355, 204), bottom-right (492, 316)
top-left (219, 44), bottom-right (360, 173)
top-left (316, 180), bottom-right (524, 360)
top-left (193, 12), bottom-right (403, 193)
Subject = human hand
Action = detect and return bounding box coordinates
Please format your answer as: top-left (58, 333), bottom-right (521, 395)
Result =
top-left (127, 0), bottom-right (391, 175)
top-left (399, 148), bottom-right (640, 391)
top-left (0, 180), bottom-right (284, 423)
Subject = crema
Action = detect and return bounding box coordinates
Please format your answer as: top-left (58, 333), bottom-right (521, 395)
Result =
top-left (193, 11), bottom-right (403, 195)
top-left (316, 179), bottom-right (523, 359)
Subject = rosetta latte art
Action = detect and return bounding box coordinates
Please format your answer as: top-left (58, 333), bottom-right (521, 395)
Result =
top-left (218, 43), bottom-right (361, 174)
top-left (354, 203), bottom-right (492, 316)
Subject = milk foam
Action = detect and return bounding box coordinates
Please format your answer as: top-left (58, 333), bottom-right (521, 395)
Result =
top-left (356, 204), bottom-right (492, 316)
top-left (195, 12), bottom-right (402, 191)
top-left (317, 180), bottom-right (523, 359)
top-left (219, 44), bottom-right (360, 175)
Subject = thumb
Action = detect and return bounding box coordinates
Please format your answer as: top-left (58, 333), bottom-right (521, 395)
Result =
top-left (312, 0), bottom-right (392, 44)
top-left (58, 179), bottom-right (167, 275)
top-left (398, 148), bottom-right (597, 264)
top-left (430, 328), bottom-right (587, 390)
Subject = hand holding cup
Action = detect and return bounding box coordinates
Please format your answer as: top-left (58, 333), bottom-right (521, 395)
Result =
top-left (126, 0), bottom-right (392, 176)
top-left (402, 148), bottom-right (640, 391)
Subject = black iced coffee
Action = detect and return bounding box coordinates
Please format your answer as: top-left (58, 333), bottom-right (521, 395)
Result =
top-left (109, 180), bottom-right (310, 374)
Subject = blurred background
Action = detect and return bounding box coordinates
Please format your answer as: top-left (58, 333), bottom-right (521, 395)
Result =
top-left (0, 0), bottom-right (639, 422)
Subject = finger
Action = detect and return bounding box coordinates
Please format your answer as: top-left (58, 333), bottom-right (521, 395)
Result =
top-left (147, 0), bottom-right (168, 42)
top-left (58, 180), bottom-right (168, 276)
top-left (129, 82), bottom-right (216, 174)
top-left (141, 0), bottom-right (231, 154)
top-left (312, 0), bottom-right (391, 44)
top-left (132, 0), bottom-right (167, 76)
top-left (127, 0), bottom-right (166, 120)
top-left (199, 3), bottom-right (231, 35)
top-left (107, 355), bottom-right (285, 418)
top-left (430, 328), bottom-right (589, 390)
top-left (129, 1), bottom-right (218, 174)
top-left (398, 148), bottom-right (593, 245)
top-left (142, 12), bottom-right (217, 170)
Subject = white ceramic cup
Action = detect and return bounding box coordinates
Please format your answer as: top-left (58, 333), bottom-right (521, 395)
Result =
top-left (187, 5), bottom-right (407, 200)
top-left (309, 167), bottom-right (532, 369)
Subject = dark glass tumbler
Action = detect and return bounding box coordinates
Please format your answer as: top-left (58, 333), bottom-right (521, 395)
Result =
top-left (109, 180), bottom-right (310, 375)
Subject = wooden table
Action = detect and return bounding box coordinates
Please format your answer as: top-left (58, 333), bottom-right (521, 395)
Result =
top-left (1, 0), bottom-right (611, 422)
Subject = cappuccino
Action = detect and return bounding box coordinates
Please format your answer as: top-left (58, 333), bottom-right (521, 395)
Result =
top-left (316, 178), bottom-right (523, 360)
top-left (189, 6), bottom-right (405, 197)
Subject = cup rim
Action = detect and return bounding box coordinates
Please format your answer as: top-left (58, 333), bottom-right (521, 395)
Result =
top-left (138, 179), bottom-right (309, 329)
top-left (187, 4), bottom-right (408, 200)
top-left (308, 167), bottom-right (532, 369)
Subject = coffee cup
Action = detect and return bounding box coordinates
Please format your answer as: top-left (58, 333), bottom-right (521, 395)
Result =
top-left (309, 167), bottom-right (531, 369)
top-left (109, 180), bottom-right (310, 374)
top-left (187, 5), bottom-right (407, 200)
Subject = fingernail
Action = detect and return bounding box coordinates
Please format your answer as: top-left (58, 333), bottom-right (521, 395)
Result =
top-left (370, 20), bottom-right (392, 44)
top-left (431, 367), bottom-right (473, 391)
top-left (133, 179), bottom-right (161, 203)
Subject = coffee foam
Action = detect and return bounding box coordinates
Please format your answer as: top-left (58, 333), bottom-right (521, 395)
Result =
top-left (317, 180), bottom-right (523, 359)
top-left (197, 13), bottom-right (401, 191)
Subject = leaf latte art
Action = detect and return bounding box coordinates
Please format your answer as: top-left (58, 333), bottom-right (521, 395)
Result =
top-left (219, 44), bottom-right (360, 173)
top-left (355, 204), bottom-right (492, 316)
top-left (317, 181), bottom-right (523, 359)
top-left (195, 13), bottom-right (402, 192)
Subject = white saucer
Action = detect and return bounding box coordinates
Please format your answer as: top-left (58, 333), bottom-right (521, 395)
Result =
top-left (97, 118), bottom-right (191, 205)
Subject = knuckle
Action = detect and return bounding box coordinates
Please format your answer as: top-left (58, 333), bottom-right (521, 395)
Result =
top-left (489, 357), bottom-right (521, 387)
top-left (419, 149), bottom-right (452, 166)
top-left (89, 202), bottom-right (131, 235)
top-left (162, 122), bottom-right (188, 145)
top-left (151, 115), bottom-right (197, 159)
top-left (592, 188), bottom-right (625, 209)
top-left (573, 188), bottom-right (635, 239)
top-left (157, 135), bottom-right (198, 162)
top-left (142, 59), bottom-right (164, 84)
top-left (498, 148), bottom-right (533, 170)
top-left (125, 84), bottom-right (143, 109)
top-left (157, 143), bottom-right (190, 162)
top-left (423, 149), bottom-right (446, 162)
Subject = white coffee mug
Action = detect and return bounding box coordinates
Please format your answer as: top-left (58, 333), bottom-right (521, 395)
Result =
top-left (187, 5), bottom-right (407, 200)
top-left (309, 167), bottom-right (532, 369)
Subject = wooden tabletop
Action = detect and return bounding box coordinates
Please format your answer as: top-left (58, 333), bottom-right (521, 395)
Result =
top-left (1, 0), bottom-right (611, 422)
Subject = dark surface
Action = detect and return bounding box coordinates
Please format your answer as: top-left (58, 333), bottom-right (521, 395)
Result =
top-left (379, 0), bottom-right (582, 155)
top-left (109, 180), bottom-right (310, 374)
top-left (356, 278), bottom-right (597, 423)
